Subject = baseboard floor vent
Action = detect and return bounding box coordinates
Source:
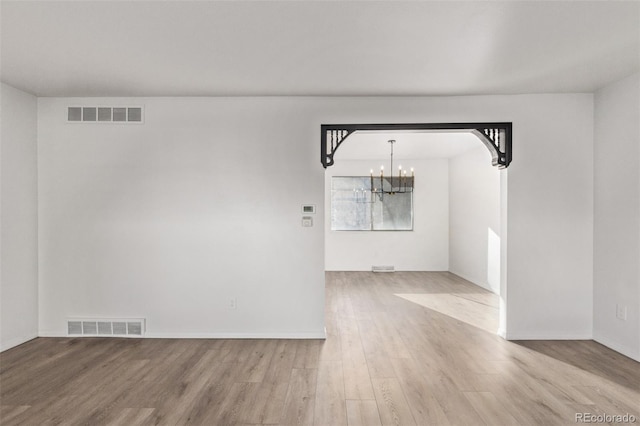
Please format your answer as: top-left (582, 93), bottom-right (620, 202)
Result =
top-left (67, 318), bottom-right (145, 337)
top-left (372, 265), bottom-right (395, 273)
top-left (67, 106), bottom-right (144, 123)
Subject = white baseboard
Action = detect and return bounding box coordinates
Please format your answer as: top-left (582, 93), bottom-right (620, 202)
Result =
top-left (145, 331), bottom-right (327, 339)
top-left (505, 332), bottom-right (593, 341)
top-left (38, 331), bottom-right (64, 337)
top-left (497, 327), bottom-right (507, 339)
top-left (0, 333), bottom-right (38, 352)
top-left (593, 335), bottom-right (640, 362)
top-left (38, 330), bottom-right (327, 340)
top-left (448, 270), bottom-right (498, 294)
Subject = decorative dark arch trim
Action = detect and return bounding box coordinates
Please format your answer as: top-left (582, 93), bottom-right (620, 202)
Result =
top-left (321, 122), bottom-right (512, 169)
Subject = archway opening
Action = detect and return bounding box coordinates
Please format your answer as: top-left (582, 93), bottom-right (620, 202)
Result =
top-left (322, 124), bottom-right (510, 337)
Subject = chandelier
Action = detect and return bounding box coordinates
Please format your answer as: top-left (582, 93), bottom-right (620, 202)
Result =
top-left (369, 139), bottom-right (414, 200)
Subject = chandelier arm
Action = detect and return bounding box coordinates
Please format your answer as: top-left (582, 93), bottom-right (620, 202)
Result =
top-left (390, 141), bottom-right (393, 193)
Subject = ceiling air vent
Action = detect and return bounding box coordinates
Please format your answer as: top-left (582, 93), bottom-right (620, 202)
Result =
top-left (113, 107), bottom-right (127, 122)
top-left (68, 107), bottom-right (82, 122)
top-left (127, 107), bottom-right (142, 122)
top-left (67, 318), bottom-right (145, 337)
top-left (82, 107), bottom-right (97, 121)
top-left (67, 106), bottom-right (144, 124)
top-left (98, 107), bottom-right (112, 122)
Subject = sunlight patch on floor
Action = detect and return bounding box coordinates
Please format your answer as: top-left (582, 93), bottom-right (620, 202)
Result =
top-left (395, 293), bottom-right (499, 334)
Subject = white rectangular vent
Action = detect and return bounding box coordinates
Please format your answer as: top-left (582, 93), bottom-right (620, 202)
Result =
top-left (67, 106), bottom-right (144, 124)
top-left (67, 318), bottom-right (145, 337)
top-left (372, 265), bottom-right (395, 273)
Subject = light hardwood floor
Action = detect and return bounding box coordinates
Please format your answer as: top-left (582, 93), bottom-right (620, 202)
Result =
top-left (1, 271), bottom-right (639, 425)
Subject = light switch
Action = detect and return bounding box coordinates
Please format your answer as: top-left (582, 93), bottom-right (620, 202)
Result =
top-left (302, 216), bottom-right (313, 227)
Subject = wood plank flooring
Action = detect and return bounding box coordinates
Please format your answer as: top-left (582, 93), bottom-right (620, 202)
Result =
top-left (1, 271), bottom-right (639, 425)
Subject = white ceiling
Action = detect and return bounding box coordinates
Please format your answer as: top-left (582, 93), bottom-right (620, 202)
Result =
top-left (335, 131), bottom-right (483, 160)
top-left (2, 1), bottom-right (638, 97)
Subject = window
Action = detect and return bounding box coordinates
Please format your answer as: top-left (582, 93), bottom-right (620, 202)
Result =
top-left (330, 176), bottom-right (413, 231)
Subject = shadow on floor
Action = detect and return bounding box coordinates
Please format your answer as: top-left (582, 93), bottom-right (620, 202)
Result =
top-left (514, 339), bottom-right (640, 391)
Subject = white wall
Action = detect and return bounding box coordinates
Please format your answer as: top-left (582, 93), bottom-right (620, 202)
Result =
top-left (1, 83), bottom-right (39, 351)
top-left (37, 98), bottom-right (326, 338)
top-left (505, 96), bottom-right (593, 339)
top-left (37, 94), bottom-right (593, 340)
top-left (593, 73), bottom-right (640, 361)
top-left (449, 146), bottom-right (501, 294)
top-left (325, 159), bottom-right (449, 271)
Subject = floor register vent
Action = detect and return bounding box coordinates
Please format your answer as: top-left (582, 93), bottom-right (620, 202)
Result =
top-left (372, 266), bottom-right (395, 273)
top-left (67, 318), bottom-right (145, 337)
